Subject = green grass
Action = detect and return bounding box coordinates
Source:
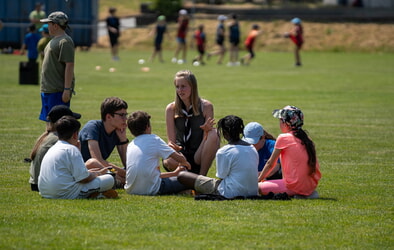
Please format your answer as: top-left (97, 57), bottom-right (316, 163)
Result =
top-left (0, 49), bottom-right (393, 249)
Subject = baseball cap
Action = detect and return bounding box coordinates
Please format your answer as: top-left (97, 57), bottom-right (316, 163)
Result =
top-left (38, 24), bottom-right (49, 33)
top-left (179, 9), bottom-right (187, 15)
top-left (40, 11), bottom-right (69, 26)
top-left (47, 105), bottom-right (81, 123)
top-left (158, 15), bottom-right (166, 21)
top-left (218, 15), bottom-right (227, 21)
top-left (243, 122), bottom-right (264, 144)
top-left (291, 17), bottom-right (301, 24)
top-left (272, 105), bottom-right (304, 129)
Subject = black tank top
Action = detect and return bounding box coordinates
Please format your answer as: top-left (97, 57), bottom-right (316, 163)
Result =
top-left (174, 102), bottom-right (205, 152)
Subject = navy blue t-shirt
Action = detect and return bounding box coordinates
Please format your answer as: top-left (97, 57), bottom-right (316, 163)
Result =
top-left (79, 120), bottom-right (121, 162)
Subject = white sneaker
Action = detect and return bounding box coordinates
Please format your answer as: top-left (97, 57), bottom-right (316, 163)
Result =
top-left (171, 57), bottom-right (177, 63)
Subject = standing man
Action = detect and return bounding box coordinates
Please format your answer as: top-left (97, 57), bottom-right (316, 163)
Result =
top-left (30, 2), bottom-right (46, 30)
top-left (39, 11), bottom-right (75, 122)
top-left (106, 7), bottom-right (121, 61)
top-left (228, 14), bottom-right (240, 66)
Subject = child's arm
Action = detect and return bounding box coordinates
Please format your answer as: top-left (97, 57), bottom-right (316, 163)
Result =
top-left (258, 148), bottom-right (281, 182)
top-left (169, 151), bottom-right (191, 169)
top-left (160, 166), bottom-right (187, 178)
top-left (160, 151), bottom-right (190, 178)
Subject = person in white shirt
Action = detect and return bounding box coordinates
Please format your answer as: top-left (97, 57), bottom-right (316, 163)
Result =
top-left (38, 116), bottom-right (118, 199)
top-left (125, 111), bottom-right (191, 195)
top-left (178, 115), bottom-right (259, 199)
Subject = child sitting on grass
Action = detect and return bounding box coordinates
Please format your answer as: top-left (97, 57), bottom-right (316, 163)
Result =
top-left (258, 105), bottom-right (321, 199)
top-left (125, 111), bottom-right (191, 195)
top-left (177, 115), bottom-right (259, 199)
top-left (38, 116), bottom-right (117, 199)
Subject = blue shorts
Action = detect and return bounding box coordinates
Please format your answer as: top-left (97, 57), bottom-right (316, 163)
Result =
top-left (39, 92), bottom-right (70, 121)
top-left (176, 37), bottom-right (186, 44)
top-left (157, 176), bottom-right (188, 195)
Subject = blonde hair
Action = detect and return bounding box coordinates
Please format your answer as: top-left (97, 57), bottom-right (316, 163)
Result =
top-left (174, 70), bottom-right (201, 117)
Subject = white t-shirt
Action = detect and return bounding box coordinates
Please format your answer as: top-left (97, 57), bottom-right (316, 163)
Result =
top-left (38, 140), bottom-right (90, 199)
top-left (216, 144), bottom-right (259, 198)
top-left (125, 134), bottom-right (174, 195)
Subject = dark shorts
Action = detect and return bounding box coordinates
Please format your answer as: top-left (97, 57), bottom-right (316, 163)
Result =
top-left (176, 37), bottom-right (186, 44)
top-left (182, 150), bottom-right (201, 174)
top-left (40, 92), bottom-right (70, 121)
top-left (230, 38), bottom-right (240, 46)
top-left (216, 38), bottom-right (224, 46)
top-left (162, 149), bottom-right (201, 174)
top-left (197, 44), bottom-right (205, 55)
top-left (158, 177), bottom-right (189, 195)
top-left (246, 45), bottom-right (255, 58)
top-left (109, 33), bottom-right (119, 47)
top-left (154, 42), bottom-right (162, 51)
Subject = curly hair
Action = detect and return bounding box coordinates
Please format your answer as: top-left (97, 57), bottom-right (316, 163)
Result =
top-left (217, 115), bottom-right (244, 143)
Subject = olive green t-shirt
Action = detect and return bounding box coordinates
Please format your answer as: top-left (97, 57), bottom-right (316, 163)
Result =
top-left (40, 34), bottom-right (75, 93)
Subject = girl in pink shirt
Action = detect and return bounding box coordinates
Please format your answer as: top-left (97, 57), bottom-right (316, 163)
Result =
top-left (258, 105), bottom-right (321, 199)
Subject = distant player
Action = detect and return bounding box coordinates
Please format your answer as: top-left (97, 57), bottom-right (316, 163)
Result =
top-left (284, 17), bottom-right (304, 66)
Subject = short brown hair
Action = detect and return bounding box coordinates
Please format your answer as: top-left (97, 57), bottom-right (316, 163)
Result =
top-left (55, 116), bottom-right (81, 140)
top-left (100, 97), bottom-right (128, 121)
top-left (127, 111), bottom-right (151, 137)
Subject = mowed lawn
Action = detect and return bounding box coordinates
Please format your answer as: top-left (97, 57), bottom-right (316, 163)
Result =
top-left (0, 49), bottom-right (393, 249)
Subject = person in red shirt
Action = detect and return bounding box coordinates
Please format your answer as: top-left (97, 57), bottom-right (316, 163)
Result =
top-left (192, 25), bottom-right (206, 65)
top-left (240, 24), bottom-right (260, 66)
top-left (172, 9), bottom-right (189, 64)
top-left (284, 17), bottom-right (304, 66)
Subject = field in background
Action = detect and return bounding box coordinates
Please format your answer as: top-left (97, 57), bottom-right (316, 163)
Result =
top-left (96, 0), bottom-right (394, 53)
top-left (0, 49), bottom-right (393, 248)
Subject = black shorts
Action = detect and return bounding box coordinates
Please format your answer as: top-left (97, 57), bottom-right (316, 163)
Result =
top-left (182, 150), bottom-right (200, 174)
top-left (109, 33), bottom-right (119, 47)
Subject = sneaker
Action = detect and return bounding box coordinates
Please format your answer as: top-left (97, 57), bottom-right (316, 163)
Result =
top-left (171, 57), bottom-right (177, 63)
top-left (294, 190), bottom-right (319, 199)
top-left (89, 189), bottom-right (118, 199)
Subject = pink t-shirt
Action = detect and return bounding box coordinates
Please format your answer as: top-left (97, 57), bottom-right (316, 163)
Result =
top-left (276, 133), bottom-right (321, 196)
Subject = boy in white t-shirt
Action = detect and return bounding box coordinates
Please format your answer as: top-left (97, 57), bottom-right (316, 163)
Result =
top-left (38, 116), bottom-right (118, 199)
top-left (125, 111), bottom-right (191, 195)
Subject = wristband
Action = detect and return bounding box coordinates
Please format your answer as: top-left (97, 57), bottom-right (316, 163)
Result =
top-left (64, 88), bottom-right (72, 90)
top-left (119, 139), bottom-right (129, 145)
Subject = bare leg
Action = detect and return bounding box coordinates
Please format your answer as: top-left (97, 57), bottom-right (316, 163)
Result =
top-left (295, 46), bottom-right (301, 66)
top-left (162, 157), bottom-right (178, 172)
top-left (194, 129), bottom-right (220, 176)
top-left (173, 43), bottom-right (182, 60)
top-left (149, 50), bottom-right (157, 62)
top-left (158, 50), bottom-right (164, 62)
top-left (177, 171), bottom-right (199, 189)
top-left (181, 43), bottom-right (187, 62)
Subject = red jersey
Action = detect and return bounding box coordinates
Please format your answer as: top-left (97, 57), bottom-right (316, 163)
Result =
top-left (289, 25), bottom-right (303, 46)
top-left (244, 30), bottom-right (259, 49)
top-left (177, 18), bottom-right (189, 39)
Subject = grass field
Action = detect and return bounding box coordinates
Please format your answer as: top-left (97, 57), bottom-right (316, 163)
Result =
top-left (0, 49), bottom-right (393, 249)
